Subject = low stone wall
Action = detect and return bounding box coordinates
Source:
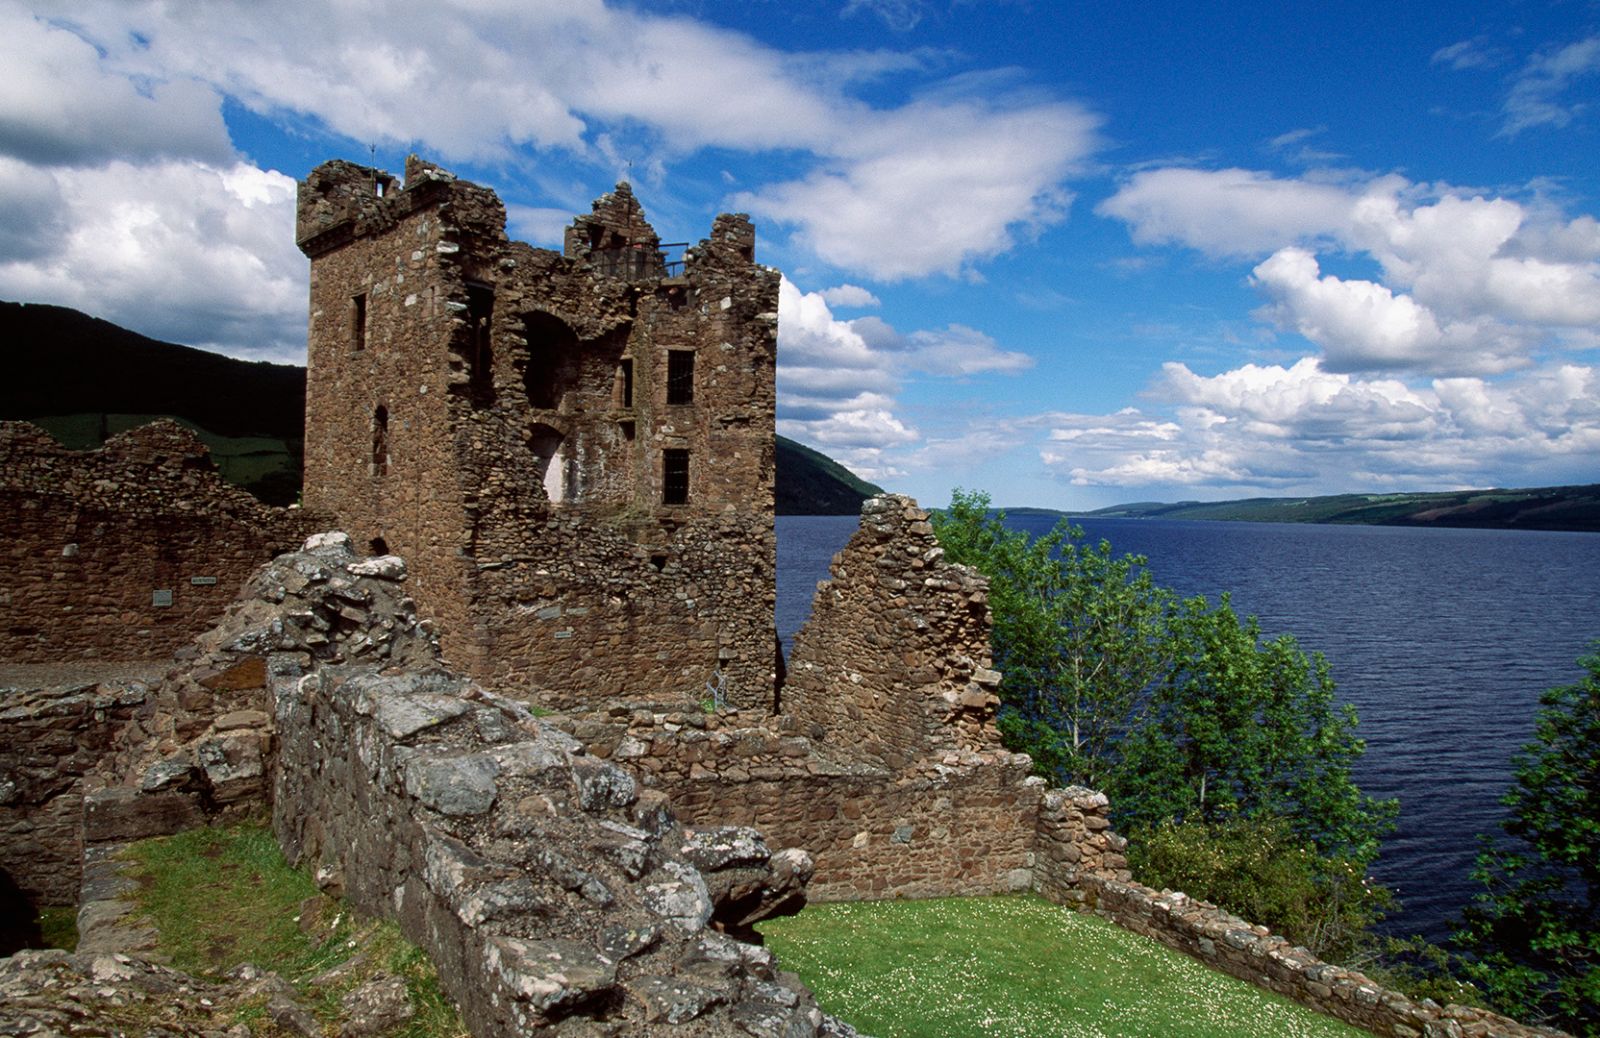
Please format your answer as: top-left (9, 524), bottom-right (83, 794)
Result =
top-left (566, 704), bottom-right (1042, 901)
top-left (1034, 787), bottom-right (1567, 1038)
top-left (0, 420), bottom-right (325, 662)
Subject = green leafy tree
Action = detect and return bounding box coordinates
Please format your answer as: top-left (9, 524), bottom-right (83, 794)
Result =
top-left (931, 489), bottom-right (1177, 789)
top-left (934, 487), bottom-right (1397, 964)
top-left (1457, 646), bottom-right (1600, 1035)
top-left (1115, 596), bottom-right (1393, 866)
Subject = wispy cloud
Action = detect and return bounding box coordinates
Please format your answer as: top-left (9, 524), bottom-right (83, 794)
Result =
top-left (1500, 35), bottom-right (1600, 136)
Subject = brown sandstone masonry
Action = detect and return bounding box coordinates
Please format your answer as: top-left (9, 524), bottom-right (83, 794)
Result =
top-left (0, 420), bottom-right (324, 662)
top-left (296, 158), bottom-right (778, 710)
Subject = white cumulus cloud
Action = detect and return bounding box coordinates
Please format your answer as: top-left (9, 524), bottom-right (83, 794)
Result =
top-left (0, 159), bottom-right (305, 360)
top-left (1101, 167), bottom-right (1600, 378)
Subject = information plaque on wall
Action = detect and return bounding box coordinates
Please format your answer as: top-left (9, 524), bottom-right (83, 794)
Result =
top-left (151, 589), bottom-right (174, 607)
top-left (191, 576), bottom-right (218, 586)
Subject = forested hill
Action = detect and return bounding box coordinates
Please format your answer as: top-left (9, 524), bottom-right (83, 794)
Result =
top-left (1, 300), bottom-right (884, 515)
top-left (0, 301), bottom-right (305, 440)
top-left (1081, 487), bottom-right (1600, 533)
top-left (775, 436), bottom-right (885, 515)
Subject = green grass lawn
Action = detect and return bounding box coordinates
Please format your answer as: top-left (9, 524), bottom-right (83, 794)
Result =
top-left (758, 895), bottom-right (1373, 1038)
top-left (123, 822), bottom-right (461, 1038)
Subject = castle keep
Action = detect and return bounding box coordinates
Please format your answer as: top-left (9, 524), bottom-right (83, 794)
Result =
top-left (296, 157), bottom-right (779, 710)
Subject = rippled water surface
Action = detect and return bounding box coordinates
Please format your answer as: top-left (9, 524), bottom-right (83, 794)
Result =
top-left (776, 513), bottom-right (1600, 942)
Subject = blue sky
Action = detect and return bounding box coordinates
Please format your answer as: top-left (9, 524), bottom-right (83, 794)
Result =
top-left (2, 0), bottom-right (1597, 509)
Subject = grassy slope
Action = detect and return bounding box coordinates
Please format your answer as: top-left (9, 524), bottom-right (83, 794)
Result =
top-left (775, 434), bottom-right (886, 515)
top-left (759, 895), bottom-right (1370, 1038)
top-left (123, 822), bottom-right (461, 1037)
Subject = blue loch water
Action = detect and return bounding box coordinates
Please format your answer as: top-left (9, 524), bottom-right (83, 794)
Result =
top-left (776, 513), bottom-right (1600, 943)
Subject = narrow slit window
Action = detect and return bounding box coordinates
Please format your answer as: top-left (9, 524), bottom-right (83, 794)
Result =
top-left (663, 448), bottom-right (689, 505)
top-left (667, 349), bottom-right (694, 405)
top-left (351, 293), bottom-right (367, 351)
top-left (466, 283), bottom-right (494, 405)
top-left (372, 405), bottom-right (390, 477)
top-left (618, 358), bottom-right (634, 408)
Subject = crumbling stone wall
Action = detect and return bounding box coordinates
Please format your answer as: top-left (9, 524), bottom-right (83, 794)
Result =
top-left (0, 420), bottom-right (323, 662)
top-left (561, 703), bottom-right (1042, 901)
top-left (782, 494), bottom-right (1002, 768)
top-left (47, 532), bottom-right (852, 1036)
top-left (0, 680), bottom-right (147, 907)
top-left (534, 494), bottom-right (1032, 900)
top-left (297, 158), bottom-right (778, 709)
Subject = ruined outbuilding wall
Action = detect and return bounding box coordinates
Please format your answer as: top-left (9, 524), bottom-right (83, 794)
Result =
top-left (782, 494), bottom-right (1002, 769)
top-left (0, 681), bottom-right (146, 906)
top-left (0, 420), bottom-right (324, 662)
top-left (552, 493), bottom-right (1036, 901)
top-left (572, 708), bottom-right (1043, 901)
top-left (297, 159), bottom-right (778, 709)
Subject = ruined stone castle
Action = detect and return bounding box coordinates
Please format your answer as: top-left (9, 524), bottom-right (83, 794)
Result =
top-left (0, 160), bottom-right (1564, 1037)
top-left (297, 156), bottom-right (778, 711)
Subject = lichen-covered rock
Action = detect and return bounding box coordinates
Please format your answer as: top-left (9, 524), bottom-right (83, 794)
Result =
top-left (223, 534), bottom-right (850, 1036)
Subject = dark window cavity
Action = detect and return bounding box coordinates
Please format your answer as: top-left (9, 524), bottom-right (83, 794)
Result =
top-left (663, 448), bottom-right (689, 504)
top-left (617, 357), bottom-right (634, 408)
top-left (466, 283), bottom-right (495, 406)
top-left (667, 349), bottom-right (694, 405)
top-left (351, 293), bottom-right (367, 351)
top-left (372, 405), bottom-right (390, 476)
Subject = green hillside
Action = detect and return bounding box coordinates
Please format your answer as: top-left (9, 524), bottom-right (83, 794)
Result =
top-left (1085, 486), bottom-right (1600, 533)
top-left (775, 435), bottom-right (886, 515)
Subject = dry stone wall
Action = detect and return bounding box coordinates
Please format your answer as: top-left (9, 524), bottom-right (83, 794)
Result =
top-left (783, 495), bottom-right (1001, 768)
top-left (1033, 787), bottom-right (1568, 1038)
top-left (0, 420), bottom-right (324, 662)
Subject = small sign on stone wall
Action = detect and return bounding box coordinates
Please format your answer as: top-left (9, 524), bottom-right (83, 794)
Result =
top-left (190, 576), bottom-right (218, 586)
top-left (151, 589), bottom-right (174, 607)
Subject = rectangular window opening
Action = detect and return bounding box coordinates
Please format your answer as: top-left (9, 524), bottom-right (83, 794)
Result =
top-left (667, 349), bottom-right (694, 405)
top-left (663, 448), bottom-right (689, 505)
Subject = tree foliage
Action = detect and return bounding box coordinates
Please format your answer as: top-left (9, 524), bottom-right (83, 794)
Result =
top-left (1456, 647), bottom-right (1600, 1035)
top-left (932, 489), bottom-right (1177, 790)
top-left (932, 488), bottom-right (1393, 868)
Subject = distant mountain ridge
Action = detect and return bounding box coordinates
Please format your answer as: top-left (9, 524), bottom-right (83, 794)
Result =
top-left (0, 300), bottom-right (884, 515)
top-left (1081, 487), bottom-right (1600, 533)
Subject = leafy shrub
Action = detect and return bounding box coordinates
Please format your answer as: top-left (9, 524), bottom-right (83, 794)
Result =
top-left (1127, 815), bottom-right (1391, 963)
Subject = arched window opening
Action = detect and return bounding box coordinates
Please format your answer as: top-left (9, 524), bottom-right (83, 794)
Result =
top-left (529, 424), bottom-right (567, 503)
top-left (615, 357), bottom-right (634, 408)
top-left (350, 293), bottom-right (367, 351)
top-left (372, 405), bottom-right (390, 477)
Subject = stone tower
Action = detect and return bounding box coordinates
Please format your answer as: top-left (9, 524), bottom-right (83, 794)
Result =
top-left (295, 156), bottom-right (780, 709)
